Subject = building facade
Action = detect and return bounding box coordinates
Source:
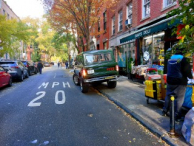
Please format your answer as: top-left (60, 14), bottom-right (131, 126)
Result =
top-left (89, 0), bottom-right (180, 77)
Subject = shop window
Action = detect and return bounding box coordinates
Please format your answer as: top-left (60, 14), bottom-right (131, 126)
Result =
top-left (142, 0), bottom-right (150, 18)
top-left (112, 16), bottom-right (115, 35)
top-left (118, 10), bottom-right (123, 32)
top-left (163, 0), bottom-right (176, 8)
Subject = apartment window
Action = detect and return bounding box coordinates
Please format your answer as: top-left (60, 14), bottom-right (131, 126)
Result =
top-left (103, 11), bottom-right (107, 31)
top-left (163, 0), bottom-right (175, 8)
top-left (143, 0), bottom-right (150, 18)
top-left (127, 3), bottom-right (132, 23)
top-left (7, 13), bottom-right (9, 19)
top-left (98, 18), bottom-right (100, 32)
top-left (3, 9), bottom-right (5, 15)
top-left (118, 10), bottom-right (123, 32)
top-left (112, 16), bottom-right (115, 35)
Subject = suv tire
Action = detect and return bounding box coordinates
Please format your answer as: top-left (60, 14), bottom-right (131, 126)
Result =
top-left (73, 74), bottom-right (79, 85)
top-left (107, 81), bottom-right (117, 88)
top-left (80, 79), bottom-right (89, 93)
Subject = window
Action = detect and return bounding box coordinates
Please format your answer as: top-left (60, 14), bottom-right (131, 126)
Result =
top-left (118, 10), bottom-right (123, 31)
top-left (163, 0), bottom-right (175, 8)
top-left (98, 18), bottom-right (100, 32)
top-left (112, 16), bottom-right (115, 35)
top-left (7, 13), bottom-right (9, 19)
top-left (3, 9), bottom-right (5, 15)
top-left (103, 11), bottom-right (107, 31)
top-left (127, 3), bottom-right (132, 24)
top-left (143, 0), bottom-right (150, 18)
top-left (85, 53), bottom-right (112, 65)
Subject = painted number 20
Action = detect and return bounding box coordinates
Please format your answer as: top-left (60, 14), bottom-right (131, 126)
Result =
top-left (28, 90), bottom-right (66, 107)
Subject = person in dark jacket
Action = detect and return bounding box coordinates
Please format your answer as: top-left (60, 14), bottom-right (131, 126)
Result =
top-left (37, 61), bottom-right (43, 74)
top-left (162, 48), bottom-right (193, 121)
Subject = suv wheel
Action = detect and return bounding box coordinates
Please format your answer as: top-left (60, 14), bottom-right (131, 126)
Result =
top-left (19, 73), bottom-right (24, 81)
top-left (80, 79), bottom-right (89, 93)
top-left (107, 81), bottom-right (117, 88)
top-left (73, 74), bottom-right (79, 86)
top-left (8, 78), bottom-right (12, 87)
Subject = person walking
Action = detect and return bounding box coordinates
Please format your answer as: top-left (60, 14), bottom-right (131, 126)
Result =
top-left (58, 62), bottom-right (60, 68)
top-left (37, 61), bottom-right (43, 74)
top-left (65, 61), bottom-right (68, 69)
top-left (162, 47), bottom-right (192, 121)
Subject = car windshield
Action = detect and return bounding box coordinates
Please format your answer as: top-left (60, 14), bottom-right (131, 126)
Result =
top-left (85, 53), bottom-right (112, 65)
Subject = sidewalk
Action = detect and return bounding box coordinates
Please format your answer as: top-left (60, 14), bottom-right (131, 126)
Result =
top-left (66, 69), bottom-right (188, 146)
top-left (95, 76), bottom-right (188, 146)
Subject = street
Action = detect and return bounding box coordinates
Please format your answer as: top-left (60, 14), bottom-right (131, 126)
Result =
top-left (0, 66), bottom-right (166, 146)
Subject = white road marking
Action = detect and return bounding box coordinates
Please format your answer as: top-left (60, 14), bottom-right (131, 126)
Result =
top-left (28, 91), bottom-right (46, 107)
top-left (63, 82), bottom-right (71, 88)
top-left (38, 82), bottom-right (49, 89)
top-left (52, 82), bottom-right (59, 88)
top-left (55, 90), bottom-right (66, 104)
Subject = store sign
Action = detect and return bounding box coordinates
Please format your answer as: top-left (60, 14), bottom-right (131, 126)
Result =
top-left (135, 29), bottom-right (151, 38)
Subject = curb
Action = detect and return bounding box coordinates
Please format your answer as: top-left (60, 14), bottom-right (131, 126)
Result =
top-left (97, 89), bottom-right (178, 146)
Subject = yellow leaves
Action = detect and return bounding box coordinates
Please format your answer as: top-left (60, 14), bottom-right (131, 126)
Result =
top-left (185, 25), bottom-right (190, 30)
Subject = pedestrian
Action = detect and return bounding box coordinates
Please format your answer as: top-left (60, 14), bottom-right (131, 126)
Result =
top-left (72, 60), bottom-right (75, 69)
top-left (37, 61), bottom-right (43, 74)
top-left (58, 62), bottom-right (60, 68)
top-left (162, 47), bottom-right (193, 121)
top-left (65, 61), bottom-right (68, 69)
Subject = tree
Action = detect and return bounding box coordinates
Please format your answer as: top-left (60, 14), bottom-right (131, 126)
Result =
top-left (36, 20), bottom-right (56, 62)
top-left (0, 15), bottom-right (31, 57)
top-left (168, 0), bottom-right (194, 54)
top-left (42, 0), bottom-right (119, 51)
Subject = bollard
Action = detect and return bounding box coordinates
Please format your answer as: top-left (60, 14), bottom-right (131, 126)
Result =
top-left (168, 95), bottom-right (179, 137)
top-left (169, 95), bottom-right (175, 136)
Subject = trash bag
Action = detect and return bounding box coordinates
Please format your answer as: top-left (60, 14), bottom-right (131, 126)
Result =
top-left (182, 107), bottom-right (194, 145)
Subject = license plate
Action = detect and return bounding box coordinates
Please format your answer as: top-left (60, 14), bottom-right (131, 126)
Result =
top-left (105, 76), bottom-right (114, 79)
top-left (87, 70), bottom-right (94, 74)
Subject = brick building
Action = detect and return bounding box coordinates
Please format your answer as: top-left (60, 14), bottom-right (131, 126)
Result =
top-left (89, 0), bottom-right (180, 77)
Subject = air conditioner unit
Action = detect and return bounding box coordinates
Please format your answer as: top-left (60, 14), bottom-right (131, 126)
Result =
top-left (125, 19), bottom-right (132, 26)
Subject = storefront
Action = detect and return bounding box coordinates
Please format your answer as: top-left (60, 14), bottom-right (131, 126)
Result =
top-left (120, 18), bottom-right (181, 79)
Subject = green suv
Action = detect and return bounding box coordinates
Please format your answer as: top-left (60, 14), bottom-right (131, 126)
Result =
top-left (73, 50), bottom-right (119, 93)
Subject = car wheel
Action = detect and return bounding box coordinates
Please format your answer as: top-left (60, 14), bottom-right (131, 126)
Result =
top-left (80, 79), bottom-right (89, 93)
top-left (107, 81), bottom-right (117, 88)
top-left (35, 69), bottom-right (38, 74)
top-left (73, 74), bottom-right (79, 86)
top-left (8, 78), bottom-right (12, 87)
top-left (28, 71), bottom-right (31, 76)
top-left (19, 73), bottom-right (24, 81)
top-left (26, 72), bottom-right (29, 78)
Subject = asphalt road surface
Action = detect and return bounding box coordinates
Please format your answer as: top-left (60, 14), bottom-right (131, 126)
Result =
top-left (0, 66), bottom-right (166, 146)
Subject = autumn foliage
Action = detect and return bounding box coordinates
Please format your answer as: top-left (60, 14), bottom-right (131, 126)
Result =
top-left (42, 0), bottom-right (119, 51)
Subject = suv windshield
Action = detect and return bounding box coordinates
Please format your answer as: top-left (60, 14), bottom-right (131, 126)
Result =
top-left (85, 53), bottom-right (112, 65)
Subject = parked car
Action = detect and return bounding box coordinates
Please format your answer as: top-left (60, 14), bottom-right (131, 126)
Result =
top-left (73, 50), bottom-right (119, 93)
top-left (44, 62), bottom-right (50, 67)
top-left (21, 60), bottom-right (38, 75)
top-left (0, 60), bottom-right (29, 81)
top-left (0, 66), bottom-right (12, 88)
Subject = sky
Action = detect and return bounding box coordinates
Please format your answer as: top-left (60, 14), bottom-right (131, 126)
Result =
top-left (5, 0), bottom-right (45, 19)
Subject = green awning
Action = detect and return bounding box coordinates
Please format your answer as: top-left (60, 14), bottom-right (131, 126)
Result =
top-left (120, 18), bottom-right (181, 44)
